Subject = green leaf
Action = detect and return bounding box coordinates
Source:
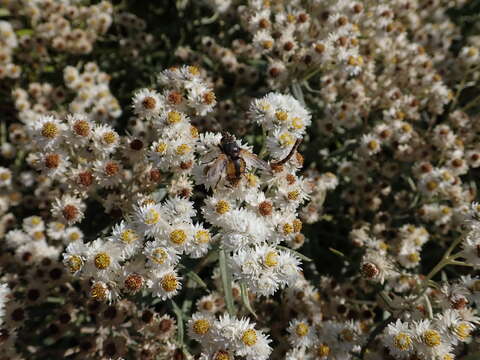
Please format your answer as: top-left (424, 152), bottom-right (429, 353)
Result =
top-left (171, 300), bottom-right (184, 345)
top-left (240, 282), bottom-right (257, 319)
top-left (276, 245), bottom-right (312, 262)
top-left (219, 249), bottom-right (236, 316)
top-left (15, 28), bottom-right (34, 36)
top-left (329, 247), bottom-right (346, 258)
top-left (186, 271), bottom-right (208, 290)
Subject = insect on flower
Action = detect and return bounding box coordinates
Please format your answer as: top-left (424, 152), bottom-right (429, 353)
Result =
top-left (205, 133), bottom-right (270, 187)
top-left (271, 138), bottom-right (302, 166)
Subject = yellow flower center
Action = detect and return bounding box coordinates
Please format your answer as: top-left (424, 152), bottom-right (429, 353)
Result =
top-left (152, 248), bottom-right (168, 264)
top-left (188, 66), bottom-right (200, 75)
top-left (214, 351), bottom-right (230, 360)
top-left (407, 252), bottom-right (420, 263)
top-left (161, 273), bottom-right (178, 292)
top-left (467, 47), bottom-right (478, 57)
top-left (423, 330), bottom-right (441, 347)
top-left (317, 344), bottom-right (330, 356)
top-left (0, 172), bottom-right (10, 181)
top-left (190, 126), bottom-right (199, 138)
top-left (283, 223), bottom-right (294, 235)
top-left (31, 216), bottom-right (42, 225)
top-left (279, 132), bottom-right (295, 147)
top-left (260, 102), bottom-right (270, 111)
top-left (441, 207), bottom-right (451, 214)
top-left (69, 232), bottom-right (80, 241)
top-left (275, 110), bottom-right (288, 122)
top-left (367, 140), bottom-right (379, 150)
top-left (295, 323), bottom-right (309, 337)
top-left (170, 229), bottom-right (187, 245)
top-left (67, 255), bottom-right (83, 273)
top-left (53, 222), bottom-right (65, 231)
top-left (155, 143), bottom-right (168, 154)
top-left (264, 251), bottom-right (278, 267)
top-left (262, 40), bottom-right (273, 49)
top-left (401, 123), bottom-right (411, 132)
top-left (102, 131), bottom-right (117, 145)
top-left (33, 231), bottom-right (44, 240)
top-left (215, 200), bottom-right (230, 214)
top-left (73, 120), bottom-right (90, 136)
top-left (426, 180), bottom-right (438, 191)
top-left (145, 208), bottom-right (160, 225)
top-left (193, 319), bottom-right (211, 335)
top-left (176, 144), bottom-right (191, 155)
top-left (90, 283), bottom-right (108, 300)
top-left (291, 117), bottom-right (303, 129)
top-left (455, 323), bottom-right (471, 340)
top-left (293, 219), bottom-right (302, 232)
top-left (393, 332), bottom-right (412, 351)
top-left (195, 230), bottom-right (211, 244)
top-left (245, 173), bottom-right (258, 187)
top-left (203, 91), bottom-right (216, 105)
top-left (120, 229), bottom-right (138, 244)
top-left (41, 122), bottom-right (59, 138)
top-left (167, 111), bottom-right (182, 124)
top-left (288, 190), bottom-right (300, 200)
top-left (94, 252), bottom-right (111, 270)
top-left (241, 329), bottom-right (258, 346)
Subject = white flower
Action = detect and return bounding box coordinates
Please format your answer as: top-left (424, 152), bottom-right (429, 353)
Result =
top-left (133, 202), bottom-right (168, 238)
top-left (132, 88), bottom-right (163, 119)
top-left (187, 224), bottom-right (212, 259)
top-left (46, 221), bottom-right (66, 240)
top-left (5, 230), bottom-right (30, 248)
top-left (163, 196), bottom-right (196, 222)
top-left (0, 167), bottom-right (12, 187)
top-left (92, 124), bottom-right (120, 156)
top-left (143, 240), bottom-right (180, 270)
top-left (63, 226), bottom-right (84, 244)
top-left (209, 314), bottom-right (272, 360)
top-left (361, 249), bottom-right (396, 284)
top-left (220, 209), bottom-right (272, 250)
top-left (109, 221), bottom-right (143, 259)
top-left (62, 239), bottom-right (89, 275)
top-left (65, 113), bottom-right (93, 146)
top-left (51, 195), bottom-right (86, 225)
top-left (33, 150), bottom-right (71, 179)
top-left (22, 216), bottom-right (44, 235)
top-left (150, 268), bottom-right (182, 300)
top-left (287, 318), bottom-right (317, 349)
top-left (187, 312), bottom-right (215, 344)
top-left (93, 159), bottom-right (123, 188)
top-left (412, 319), bottom-right (452, 359)
top-left (436, 309), bottom-right (474, 345)
top-left (29, 115), bottom-right (66, 149)
top-left (83, 238), bottom-right (123, 281)
top-left (382, 319), bottom-right (415, 359)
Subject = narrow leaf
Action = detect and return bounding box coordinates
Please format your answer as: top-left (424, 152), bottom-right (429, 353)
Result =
top-left (171, 300), bottom-right (184, 345)
top-left (219, 249), bottom-right (235, 316)
top-left (187, 271), bottom-right (208, 290)
top-left (240, 282), bottom-right (257, 319)
top-left (329, 247), bottom-right (346, 258)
